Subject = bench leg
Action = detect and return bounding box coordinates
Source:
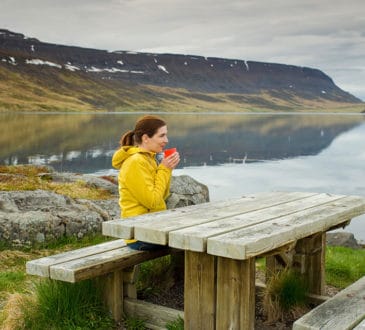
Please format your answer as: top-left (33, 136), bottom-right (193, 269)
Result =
top-left (123, 266), bottom-right (139, 299)
top-left (184, 251), bottom-right (216, 330)
top-left (100, 269), bottom-right (124, 322)
top-left (293, 233), bottom-right (325, 295)
top-left (216, 257), bottom-right (256, 330)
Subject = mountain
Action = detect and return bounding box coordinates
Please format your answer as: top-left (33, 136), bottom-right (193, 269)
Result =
top-left (0, 29), bottom-right (362, 112)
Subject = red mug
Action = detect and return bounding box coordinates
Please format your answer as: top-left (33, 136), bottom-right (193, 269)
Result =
top-left (164, 148), bottom-right (177, 157)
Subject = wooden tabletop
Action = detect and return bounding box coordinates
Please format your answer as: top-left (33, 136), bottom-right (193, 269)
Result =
top-left (102, 191), bottom-right (365, 260)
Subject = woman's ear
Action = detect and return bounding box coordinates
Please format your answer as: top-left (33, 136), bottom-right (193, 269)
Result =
top-left (142, 133), bottom-right (149, 144)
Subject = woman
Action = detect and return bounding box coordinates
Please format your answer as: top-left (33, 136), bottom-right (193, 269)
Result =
top-left (112, 115), bottom-right (180, 250)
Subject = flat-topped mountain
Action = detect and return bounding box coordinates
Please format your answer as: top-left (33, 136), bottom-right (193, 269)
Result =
top-left (0, 29), bottom-right (362, 112)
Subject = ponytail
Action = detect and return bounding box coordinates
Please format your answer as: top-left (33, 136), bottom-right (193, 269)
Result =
top-left (120, 130), bottom-right (135, 146)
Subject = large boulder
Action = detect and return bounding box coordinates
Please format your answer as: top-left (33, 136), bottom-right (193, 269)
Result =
top-left (0, 173), bottom-right (209, 247)
top-left (326, 232), bottom-right (362, 249)
top-left (0, 190), bottom-right (119, 247)
top-left (167, 175), bottom-right (209, 208)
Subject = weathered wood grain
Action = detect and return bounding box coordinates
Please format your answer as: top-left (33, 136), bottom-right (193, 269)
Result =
top-left (184, 251), bottom-right (216, 330)
top-left (49, 247), bottom-right (170, 282)
top-left (124, 298), bottom-right (184, 330)
top-left (216, 256), bottom-right (255, 330)
top-left (103, 192), bottom-right (316, 243)
top-left (293, 276), bottom-right (365, 330)
top-left (26, 239), bottom-right (126, 277)
top-left (207, 195), bottom-right (365, 259)
top-left (101, 270), bottom-right (124, 321)
top-left (169, 193), bottom-right (341, 251)
top-left (293, 233), bottom-right (326, 295)
top-left (138, 191), bottom-right (318, 245)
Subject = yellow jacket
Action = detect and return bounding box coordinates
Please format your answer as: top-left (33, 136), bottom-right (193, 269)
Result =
top-left (112, 146), bottom-right (172, 219)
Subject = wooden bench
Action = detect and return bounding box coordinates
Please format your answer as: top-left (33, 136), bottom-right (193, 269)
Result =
top-left (26, 239), bottom-right (170, 321)
top-left (293, 276), bottom-right (365, 330)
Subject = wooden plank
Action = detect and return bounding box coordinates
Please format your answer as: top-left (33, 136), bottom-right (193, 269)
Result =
top-left (124, 298), bottom-right (184, 330)
top-left (353, 319), bottom-right (365, 330)
top-left (169, 193), bottom-right (342, 252)
top-left (135, 191), bottom-right (318, 245)
top-left (184, 251), bottom-right (216, 330)
top-left (102, 198), bottom-right (234, 238)
top-left (49, 247), bottom-right (170, 282)
top-left (26, 239), bottom-right (126, 277)
top-left (207, 195), bottom-right (365, 259)
top-left (216, 257), bottom-right (255, 330)
top-left (292, 276), bottom-right (365, 330)
top-left (103, 192), bottom-right (316, 242)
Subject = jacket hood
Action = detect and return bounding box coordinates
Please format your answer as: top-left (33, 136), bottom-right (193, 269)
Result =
top-left (112, 146), bottom-right (154, 169)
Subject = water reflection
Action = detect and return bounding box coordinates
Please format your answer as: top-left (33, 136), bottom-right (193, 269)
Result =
top-left (1, 113), bottom-right (363, 173)
top-left (175, 122), bottom-right (365, 241)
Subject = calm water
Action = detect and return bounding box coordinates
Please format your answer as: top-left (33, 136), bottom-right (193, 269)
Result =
top-left (1, 112), bottom-right (365, 241)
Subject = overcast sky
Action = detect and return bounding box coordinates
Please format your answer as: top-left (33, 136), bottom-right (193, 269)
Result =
top-left (1, 0), bottom-right (364, 100)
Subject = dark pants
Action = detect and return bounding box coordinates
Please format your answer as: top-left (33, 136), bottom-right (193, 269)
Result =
top-left (127, 241), bottom-right (164, 251)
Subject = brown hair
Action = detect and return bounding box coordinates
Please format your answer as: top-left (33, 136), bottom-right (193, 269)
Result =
top-left (120, 115), bottom-right (167, 146)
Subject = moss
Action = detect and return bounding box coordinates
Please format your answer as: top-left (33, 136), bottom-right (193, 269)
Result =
top-left (0, 165), bottom-right (113, 200)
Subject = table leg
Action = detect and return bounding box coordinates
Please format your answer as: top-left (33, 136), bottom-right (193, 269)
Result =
top-left (293, 232), bottom-right (325, 295)
top-left (184, 251), bottom-right (216, 330)
top-left (216, 257), bottom-right (256, 330)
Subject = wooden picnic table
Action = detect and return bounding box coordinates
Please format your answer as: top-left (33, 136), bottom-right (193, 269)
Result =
top-left (102, 191), bottom-right (365, 330)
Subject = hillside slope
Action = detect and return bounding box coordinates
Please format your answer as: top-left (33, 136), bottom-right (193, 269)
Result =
top-left (0, 29), bottom-right (362, 112)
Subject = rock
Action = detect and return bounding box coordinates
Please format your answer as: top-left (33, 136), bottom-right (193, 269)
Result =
top-left (326, 232), bottom-right (361, 249)
top-left (167, 175), bottom-right (209, 209)
top-left (0, 171), bottom-right (209, 247)
top-left (0, 190), bottom-right (119, 247)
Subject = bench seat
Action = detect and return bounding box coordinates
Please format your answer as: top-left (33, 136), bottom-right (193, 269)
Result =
top-left (293, 276), bottom-right (365, 330)
top-left (26, 239), bottom-right (171, 321)
top-left (26, 239), bottom-right (169, 282)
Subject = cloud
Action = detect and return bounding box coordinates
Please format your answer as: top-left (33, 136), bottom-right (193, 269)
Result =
top-left (0, 0), bottom-right (364, 99)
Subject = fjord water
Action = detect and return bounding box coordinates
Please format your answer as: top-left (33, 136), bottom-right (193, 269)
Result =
top-left (1, 112), bottom-right (365, 241)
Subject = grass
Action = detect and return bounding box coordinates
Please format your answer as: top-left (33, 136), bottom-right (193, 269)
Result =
top-left (166, 316), bottom-right (184, 330)
top-left (263, 268), bottom-right (309, 322)
top-left (325, 246), bottom-right (365, 288)
top-left (0, 239), bottom-right (364, 329)
top-left (0, 233), bottom-right (114, 329)
top-left (22, 280), bottom-right (113, 330)
top-left (1, 64), bottom-right (364, 114)
top-left (0, 165), bottom-right (113, 200)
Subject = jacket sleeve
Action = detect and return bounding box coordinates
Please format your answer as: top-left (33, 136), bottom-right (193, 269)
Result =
top-left (124, 156), bottom-right (172, 211)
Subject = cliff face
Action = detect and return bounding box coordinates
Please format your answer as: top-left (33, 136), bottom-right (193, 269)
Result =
top-left (0, 29), bottom-right (362, 112)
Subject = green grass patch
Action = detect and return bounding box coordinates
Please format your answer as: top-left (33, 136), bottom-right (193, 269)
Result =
top-left (325, 246), bottom-right (365, 288)
top-left (263, 268), bottom-right (309, 323)
top-left (166, 316), bottom-right (184, 330)
top-left (0, 271), bottom-right (26, 292)
top-left (22, 279), bottom-right (113, 330)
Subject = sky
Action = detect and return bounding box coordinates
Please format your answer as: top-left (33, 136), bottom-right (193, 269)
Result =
top-left (1, 0), bottom-right (364, 101)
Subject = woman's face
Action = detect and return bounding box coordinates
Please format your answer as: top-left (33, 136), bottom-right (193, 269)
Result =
top-left (141, 125), bottom-right (168, 153)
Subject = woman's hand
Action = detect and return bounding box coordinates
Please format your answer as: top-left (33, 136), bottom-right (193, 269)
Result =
top-left (161, 151), bottom-right (180, 169)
